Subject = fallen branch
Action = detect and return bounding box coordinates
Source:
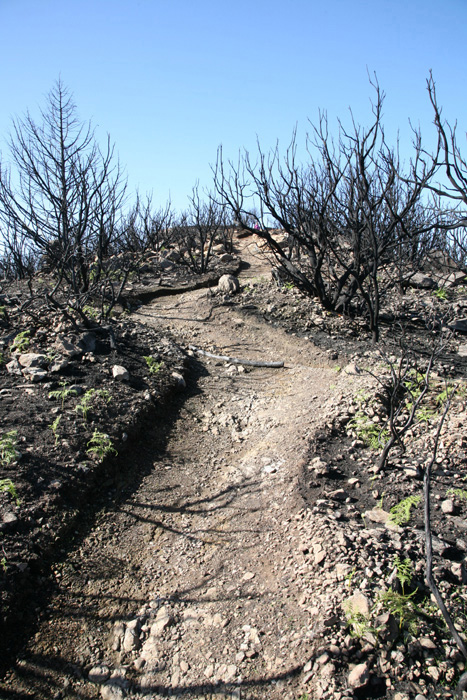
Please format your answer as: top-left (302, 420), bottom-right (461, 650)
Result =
top-left (188, 345), bottom-right (284, 368)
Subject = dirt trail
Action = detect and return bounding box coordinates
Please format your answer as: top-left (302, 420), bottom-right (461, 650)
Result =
top-left (1, 238), bottom-right (338, 700)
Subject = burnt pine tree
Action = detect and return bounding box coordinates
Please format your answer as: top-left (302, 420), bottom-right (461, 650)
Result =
top-left (0, 79), bottom-right (126, 306)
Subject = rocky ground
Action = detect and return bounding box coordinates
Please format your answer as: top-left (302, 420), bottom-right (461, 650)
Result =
top-left (1, 235), bottom-right (467, 699)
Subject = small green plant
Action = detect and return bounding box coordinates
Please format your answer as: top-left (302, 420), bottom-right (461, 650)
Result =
top-left (355, 389), bottom-right (370, 407)
top-left (393, 555), bottom-right (414, 592)
top-left (0, 478), bottom-right (20, 505)
top-left (283, 281), bottom-right (295, 291)
top-left (388, 495), bottom-right (421, 526)
top-left (376, 492), bottom-right (385, 509)
top-left (48, 381), bottom-right (78, 409)
top-left (447, 488), bottom-right (467, 501)
top-left (415, 405), bottom-right (436, 424)
top-left (436, 383), bottom-right (456, 407)
top-left (86, 431), bottom-right (117, 461)
top-left (75, 388), bottom-right (111, 421)
top-left (377, 588), bottom-right (420, 633)
top-left (144, 356), bottom-right (163, 375)
top-left (347, 412), bottom-right (389, 450)
top-left (82, 304), bottom-right (100, 321)
top-left (432, 287), bottom-right (448, 301)
top-left (0, 430), bottom-right (19, 467)
top-left (345, 566), bottom-right (358, 587)
top-left (343, 604), bottom-right (376, 639)
top-left (403, 368), bottom-right (426, 406)
top-left (1, 556), bottom-right (7, 572)
top-left (10, 330), bottom-right (30, 353)
top-left (49, 415), bottom-right (62, 445)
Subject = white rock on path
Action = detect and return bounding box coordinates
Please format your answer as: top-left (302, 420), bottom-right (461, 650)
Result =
top-left (218, 274), bottom-right (240, 294)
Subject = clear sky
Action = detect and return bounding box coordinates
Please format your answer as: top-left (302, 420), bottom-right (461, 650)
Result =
top-left (0, 0), bottom-right (466, 214)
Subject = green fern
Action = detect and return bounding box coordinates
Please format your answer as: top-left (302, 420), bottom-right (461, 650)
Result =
top-left (388, 495), bottom-right (421, 527)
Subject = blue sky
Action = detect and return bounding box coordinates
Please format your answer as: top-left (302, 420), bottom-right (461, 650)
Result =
top-left (0, 0), bottom-right (466, 213)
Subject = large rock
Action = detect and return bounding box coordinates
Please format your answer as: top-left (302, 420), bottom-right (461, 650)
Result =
top-left (17, 353), bottom-right (47, 368)
top-left (450, 318), bottom-right (467, 334)
top-left (54, 336), bottom-right (82, 357)
top-left (218, 274), bottom-right (240, 294)
top-left (445, 270), bottom-right (467, 287)
top-left (405, 272), bottom-right (437, 290)
top-left (78, 332), bottom-right (97, 353)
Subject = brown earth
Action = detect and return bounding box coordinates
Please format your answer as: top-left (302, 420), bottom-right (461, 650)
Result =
top-left (1, 235), bottom-right (467, 700)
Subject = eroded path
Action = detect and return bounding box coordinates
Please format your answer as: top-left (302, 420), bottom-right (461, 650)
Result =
top-left (1, 241), bottom-right (338, 700)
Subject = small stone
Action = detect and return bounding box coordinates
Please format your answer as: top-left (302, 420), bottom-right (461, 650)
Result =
top-left (309, 457), bottom-right (329, 475)
top-left (242, 572), bottom-right (255, 581)
top-left (441, 499), bottom-right (456, 515)
top-left (362, 508), bottom-right (391, 524)
top-left (204, 664), bottom-right (214, 678)
top-left (89, 665), bottom-right (110, 683)
top-left (150, 606), bottom-right (173, 636)
top-left (427, 665), bottom-right (440, 681)
top-left (218, 274), bottom-right (240, 294)
top-left (223, 664), bottom-right (237, 682)
top-left (344, 592), bottom-right (370, 617)
top-left (344, 362), bottom-right (360, 375)
top-left (101, 684), bottom-right (125, 700)
top-left (122, 619), bottom-right (141, 652)
top-left (419, 637), bottom-right (437, 650)
top-left (171, 372), bottom-right (186, 390)
top-left (317, 653), bottom-right (330, 665)
top-left (328, 488), bottom-right (348, 501)
top-left (1, 512), bottom-right (19, 529)
top-left (6, 358), bottom-right (22, 375)
top-left (314, 550), bottom-right (326, 565)
top-left (54, 336), bottom-right (82, 357)
top-left (112, 365), bottom-right (130, 381)
top-left (348, 662), bottom-right (369, 688)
